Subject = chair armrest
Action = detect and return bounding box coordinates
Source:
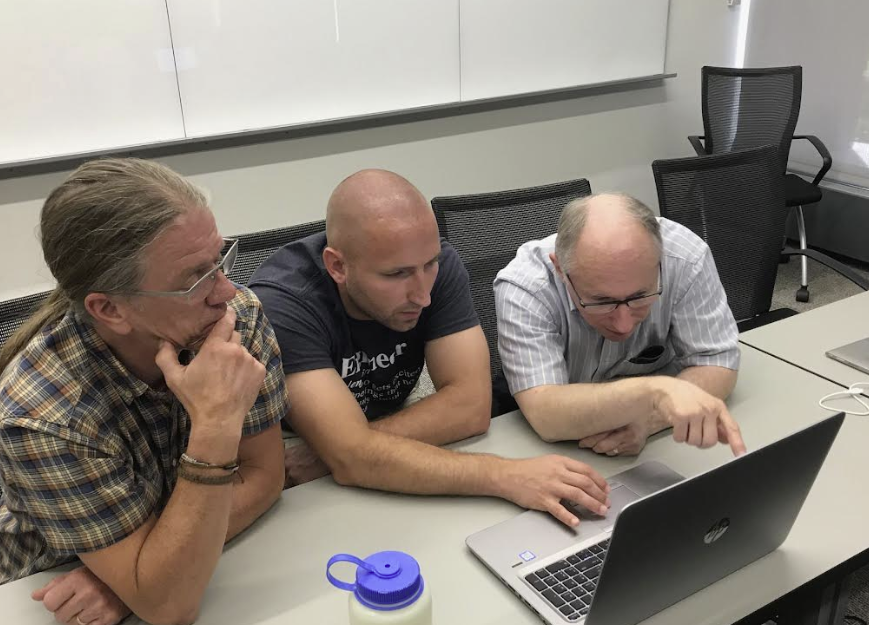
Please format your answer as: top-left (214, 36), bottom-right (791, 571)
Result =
top-left (792, 135), bottom-right (832, 186)
top-left (782, 246), bottom-right (869, 291)
top-left (687, 135), bottom-right (707, 156)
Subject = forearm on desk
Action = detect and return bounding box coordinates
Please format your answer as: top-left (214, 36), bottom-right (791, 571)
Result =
top-left (515, 377), bottom-right (660, 442)
top-left (677, 365), bottom-right (738, 400)
top-left (225, 423), bottom-right (286, 540)
top-left (370, 326), bottom-right (492, 446)
top-left (79, 431), bottom-right (238, 625)
top-left (288, 367), bottom-right (498, 495)
top-left (370, 381), bottom-right (490, 445)
top-left (225, 464), bottom-right (282, 542)
top-left (328, 424), bottom-right (508, 496)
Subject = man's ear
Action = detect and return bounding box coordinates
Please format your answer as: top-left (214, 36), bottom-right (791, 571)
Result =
top-left (83, 293), bottom-right (134, 335)
top-left (549, 252), bottom-right (564, 277)
top-left (323, 246), bottom-right (348, 285)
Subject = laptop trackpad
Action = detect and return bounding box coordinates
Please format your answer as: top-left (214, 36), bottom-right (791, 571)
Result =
top-left (567, 483), bottom-right (640, 529)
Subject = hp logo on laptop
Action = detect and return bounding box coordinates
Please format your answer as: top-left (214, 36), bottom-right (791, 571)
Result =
top-left (704, 518), bottom-right (730, 544)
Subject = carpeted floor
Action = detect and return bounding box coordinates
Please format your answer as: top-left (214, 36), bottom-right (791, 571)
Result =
top-left (849, 565), bottom-right (869, 623)
top-left (771, 255), bottom-right (869, 314)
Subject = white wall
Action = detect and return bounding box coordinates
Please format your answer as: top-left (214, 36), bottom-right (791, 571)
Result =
top-left (0, 0), bottom-right (743, 300)
top-left (746, 0), bottom-right (869, 189)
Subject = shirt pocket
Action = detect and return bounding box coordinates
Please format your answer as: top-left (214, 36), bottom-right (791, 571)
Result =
top-left (608, 344), bottom-right (675, 379)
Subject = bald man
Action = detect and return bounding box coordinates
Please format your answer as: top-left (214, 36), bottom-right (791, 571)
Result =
top-left (495, 193), bottom-right (744, 457)
top-left (248, 170), bottom-right (612, 528)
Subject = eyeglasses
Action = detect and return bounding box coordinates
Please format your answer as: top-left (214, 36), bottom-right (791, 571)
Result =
top-left (565, 264), bottom-right (663, 316)
top-left (115, 238), bottom-right (238, 301)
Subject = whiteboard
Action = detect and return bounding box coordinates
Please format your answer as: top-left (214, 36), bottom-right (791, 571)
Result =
top-left (459, 0), bottom-right (670, 101)
top-left (166, 0), bottom-right (461, 138)
top-left (746, 0), bottom-right (869, 187)
top-left (0, 0), bottom-right (185, 165)
top-left (0, 0), bottom-right (671, 167)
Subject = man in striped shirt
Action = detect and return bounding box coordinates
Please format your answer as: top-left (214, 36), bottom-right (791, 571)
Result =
top-left (494, 193), bottom-right (744, 457)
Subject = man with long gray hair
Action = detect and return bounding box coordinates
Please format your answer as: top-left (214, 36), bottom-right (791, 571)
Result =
top-left (0, 159), bottom-right (288, 625)
top-left (494, 192), bottom-right (743, 457)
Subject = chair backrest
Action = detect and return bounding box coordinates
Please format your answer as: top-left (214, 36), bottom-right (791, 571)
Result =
top-left (652, 145), bottom-right (786, 322)
top-left (431, 179), bottom-right (592, 377)
top-left (0, 291), bottom-right (51, 352)
top-left (702, 66), bottom-right (802, 173)
top-left (228, 220), bottom-right (326, 285)
top-left (0, 222), bottom-right (325, 353)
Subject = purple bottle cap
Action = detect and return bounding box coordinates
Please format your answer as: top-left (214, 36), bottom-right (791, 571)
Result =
top-left (327, 551), bottom-right (425, 611)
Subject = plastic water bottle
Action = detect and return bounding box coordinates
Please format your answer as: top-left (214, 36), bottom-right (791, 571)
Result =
top-left (327, 550), bottom-right (432, 624)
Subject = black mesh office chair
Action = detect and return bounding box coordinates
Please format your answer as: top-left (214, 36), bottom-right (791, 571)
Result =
top-left (228, 220), bottom-right (326, 285)
top-left (0, 291), bottom-right (51, 352)
top-left (0, 291), bottom-right (51, 497)
top-left (653, 145), bottom-right (866, 332)
top-left (431, 179), bottom-right (592, 415)
top-left (688, 66), bottom-right (832, 303)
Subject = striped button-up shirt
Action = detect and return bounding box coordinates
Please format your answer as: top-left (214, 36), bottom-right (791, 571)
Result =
top-left (0, 287), bottom-right (288, 584)
top-left (494, 218), bottom-right (739, 395)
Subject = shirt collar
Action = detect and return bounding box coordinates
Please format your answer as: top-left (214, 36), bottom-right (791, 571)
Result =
top-left (72, 314), bottom-right (152, 404)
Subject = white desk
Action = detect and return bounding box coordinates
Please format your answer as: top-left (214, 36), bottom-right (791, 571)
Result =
top-left (1, 345), bottom-right (865, 625)
top-left (741, 291), bottom-right (869, 388)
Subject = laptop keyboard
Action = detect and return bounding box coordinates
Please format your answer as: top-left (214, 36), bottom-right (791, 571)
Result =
top-left (524, 538), bottom-right (610, 622)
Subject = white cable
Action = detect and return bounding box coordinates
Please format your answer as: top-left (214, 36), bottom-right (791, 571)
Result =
top-left (818, 382), bottom-right (869, 416)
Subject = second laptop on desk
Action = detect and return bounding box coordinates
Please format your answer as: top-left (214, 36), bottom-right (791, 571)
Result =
top-left (827, 337), bottom-right (869, 375)
top-left (467, 412), bottom-right (844, 625)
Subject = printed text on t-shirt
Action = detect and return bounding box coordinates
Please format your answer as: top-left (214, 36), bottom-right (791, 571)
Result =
top-left (340, 342), bottom-right (408, 378)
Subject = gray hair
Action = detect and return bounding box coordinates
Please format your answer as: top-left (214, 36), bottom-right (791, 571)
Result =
top-left (554, 192), bottom-right (662, 274)
top-left (0, 158), bottom-right (206, 373)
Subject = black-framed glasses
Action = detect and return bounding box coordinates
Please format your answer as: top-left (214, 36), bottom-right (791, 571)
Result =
top-left (114, 238), bottom-right (238, 301)
top-left (565, 264), bottom-right (663, 316)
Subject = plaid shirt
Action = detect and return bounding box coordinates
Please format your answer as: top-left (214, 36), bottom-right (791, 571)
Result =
top-left (0, 287), bottom-right (288, 584)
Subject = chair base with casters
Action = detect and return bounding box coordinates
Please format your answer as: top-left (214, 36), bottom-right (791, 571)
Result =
top-left (785, 172), bottom-right (824, 303)
top-left (781, 245), bottom-right (869, 292)
top-left (737, 247), bottom-right (868, 332)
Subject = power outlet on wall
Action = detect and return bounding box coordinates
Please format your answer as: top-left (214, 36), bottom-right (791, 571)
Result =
top-left (727, 0), bottom-right (741, 6)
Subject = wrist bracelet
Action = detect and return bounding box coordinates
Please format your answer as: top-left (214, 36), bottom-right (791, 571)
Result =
top-left (178, 465), bottom-right (235, 485)
top-left (180, 452), bottom-right (239, 473)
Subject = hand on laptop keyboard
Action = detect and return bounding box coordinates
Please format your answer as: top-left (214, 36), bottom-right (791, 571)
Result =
top-left (496, 455), bottom-right (611, 527)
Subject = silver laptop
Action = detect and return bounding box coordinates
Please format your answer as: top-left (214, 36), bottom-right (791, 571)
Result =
top-left (826, 337), bottom-right (869, 374)
top-left (467, 413), bottom-right (844, 625)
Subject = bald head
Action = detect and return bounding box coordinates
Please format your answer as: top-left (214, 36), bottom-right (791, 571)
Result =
top-left (321, 170), bottom-right (442, 331)
top-left (554, 193), bottom-right (661, 275)
top-left (326, 169), bottom-right (434, 258)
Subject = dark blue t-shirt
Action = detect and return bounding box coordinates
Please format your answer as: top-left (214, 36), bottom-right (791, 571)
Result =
top-left (249, 232), bottom-right (479, 419)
